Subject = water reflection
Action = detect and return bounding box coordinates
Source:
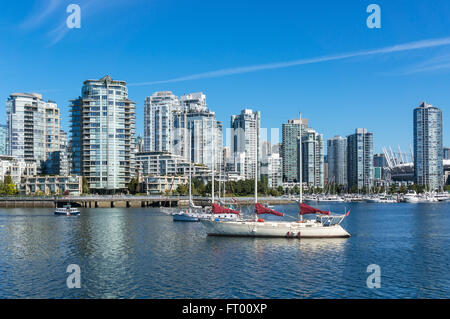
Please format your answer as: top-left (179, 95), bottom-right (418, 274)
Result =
top-left (0, 202), bottom-right (449, 298)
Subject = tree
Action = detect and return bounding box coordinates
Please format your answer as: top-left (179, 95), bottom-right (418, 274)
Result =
top-left (128, 177), bottom-right (139, 195)
top-left (82, 176), bottom-right (90, 194)
top-left (0, 175), bottom-right (18, 195)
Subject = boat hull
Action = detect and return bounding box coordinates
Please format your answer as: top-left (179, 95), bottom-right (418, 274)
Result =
top-left (54, 211), bottom-right (80, 216)
top-left (200, 220), bottom-right (350, 238)
top-left (173, 214), bottom-right (199, 222)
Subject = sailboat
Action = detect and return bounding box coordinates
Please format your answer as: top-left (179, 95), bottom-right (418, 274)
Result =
top-left (173, 129), bottom-right (240, 222)
top-left (173, 131), bottom-right (207, 222)
top-left (200, 113), bottom-right (351, 238)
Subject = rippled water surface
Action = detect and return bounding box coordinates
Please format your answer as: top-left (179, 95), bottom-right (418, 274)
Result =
top-left (0, 202), bottom-right (449, 298)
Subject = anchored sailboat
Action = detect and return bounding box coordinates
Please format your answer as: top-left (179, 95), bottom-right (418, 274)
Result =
top-left (200, 113), bottom-right (351, 238)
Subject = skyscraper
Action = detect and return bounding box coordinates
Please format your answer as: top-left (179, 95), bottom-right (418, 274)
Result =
top-left (0, 124), bottom-right (6, 155)
top-left (299, 128), bottom-right (324, 188)
top-left (144, 91), bottom-right (180, 153)
top-left (413, 102), bottom-right (443, 190)
top-left (327, 136), bottom-right (347, 187)
top-left (70, 75), bottom-right (136, 193)
top-left (180, 93), bottom-right (222, 170)
top-left (230, 109), bottom-right (260, 179)
top-left (444, 147), bottom-right (450, 160)
top-left (347, 128), bottom-right (374, 190)
top-left (6, 93), bottom-right (61, 173)
top-left (281, 117), bottom-right (308, 182)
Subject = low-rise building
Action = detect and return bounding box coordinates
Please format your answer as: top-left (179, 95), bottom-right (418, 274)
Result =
top-left (136, 151), bottom-right (212, 179)
top-left (0, 155), bottom-right (37, 185)
top-left (20, 175), bottom-right (82, 196)
top-left (142, 175), bottom-right (188, 195)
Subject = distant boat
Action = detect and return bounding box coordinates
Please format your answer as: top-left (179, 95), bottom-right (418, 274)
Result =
top-left (55, 205), bottom-right (80, 216)
top-left (317, 195), bottom-right (344, 203)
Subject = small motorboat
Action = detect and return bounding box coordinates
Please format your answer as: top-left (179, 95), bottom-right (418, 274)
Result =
top-left (55, 205), bottom-right (80, 216)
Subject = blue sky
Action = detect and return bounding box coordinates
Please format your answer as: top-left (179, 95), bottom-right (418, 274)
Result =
top-left (0, 0), bottom-right (449, 154)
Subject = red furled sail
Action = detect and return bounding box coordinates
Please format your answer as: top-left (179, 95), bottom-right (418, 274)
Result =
top-left (212, 203), bottom-right (240, 215)
top-left (255, 203), bottom-right (284, 216)
top-left (300, 203), bottom-right (330, 215)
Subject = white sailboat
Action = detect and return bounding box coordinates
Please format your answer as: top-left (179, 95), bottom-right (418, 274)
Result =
top-left (201, 113), bottom-right (351, 238)
top-left (173, 131), bottom-right (207, 222)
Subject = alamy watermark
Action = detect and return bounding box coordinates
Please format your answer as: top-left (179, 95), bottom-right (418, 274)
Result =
top-left (66, 264), bottom-right (81, 289)
top-left (366, 4), bottom-right (381, 29)
top-left (66, 4), bottom-right (81, 29)
top-left (366, 264), bottom-right (381, 289)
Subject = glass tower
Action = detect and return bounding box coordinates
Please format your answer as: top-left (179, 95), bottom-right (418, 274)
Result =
top-left (70, 76), bottom-right (136, 193)
top-left (327, 136), bottom-right (347, 186)
top-left (347, 128), bottom-right (374, 190)
top-left (413, 102), bottom-right (443, 191)
top-left (6, 93), bottom-right (61, 173)
top-left (281, 117), bottom-right (308, 182)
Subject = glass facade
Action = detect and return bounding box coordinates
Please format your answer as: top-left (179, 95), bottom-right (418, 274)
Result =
top-left (281, 118), bottom-right (308, 182)
top-left (0, 124), bottom-right (6, 155)
top-left (327, 136), bottom-right (347, 186)
top-left (299, 128), bottom-right (324, 188)
top-left (70, 76), bottom-right (136, 193)
top-left (230, 109), bottom-right (261, 180)
top-left (347, 128), bottom-right (374, 190)
top-left (6, 93), bottom-right (61, 173)
top-left (413, 102), bottom-right (443, 190)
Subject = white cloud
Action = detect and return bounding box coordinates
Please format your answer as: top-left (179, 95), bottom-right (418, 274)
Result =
top-left (129, 37), bottom-right (450, 86)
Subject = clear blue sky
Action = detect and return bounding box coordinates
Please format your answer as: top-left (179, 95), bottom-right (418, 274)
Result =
top-left (0, 0), bottom-right (449, 154)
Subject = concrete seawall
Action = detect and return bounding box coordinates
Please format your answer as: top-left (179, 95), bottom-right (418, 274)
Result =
top-left (0, 197), bottom-right (296, 209)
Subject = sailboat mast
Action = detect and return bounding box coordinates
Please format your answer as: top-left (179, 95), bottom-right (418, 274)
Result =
top-left (218, 143), bottom-right (221, 201)
top-left (189, 129), bottom-right (192, 203)
top-left (254, 120), bottom-right (258, 205)
top-left (212, 129), bottom-right (215, 204)
top-left (299, 113), bottom-right (303, 221)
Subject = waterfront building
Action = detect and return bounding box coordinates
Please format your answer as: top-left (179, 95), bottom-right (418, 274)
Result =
top-left (444, 160), bottom-right (450, 185)
top-left (136, 151), bottom-right (212, 179)
top-left (230, 109), bottom-right (260, 180)
top-left (0, 124), bottom-right (6, 155)
top-left (20, 175), bottom-right (82, 196)
top-left (347, 128), bottom-right (374, 190)
top-left (327, 136), bottom-right (347, 187)
top-left (443, 147), bottom-right (450, 160)
top-left (299, 128), bottom-right (324, 188)
top-left (144, 91), bottom-right (180, 153)
top-left (141, 175), bottom-right (188, 195)
top-left (260, 152), bottom-right (283, 188)
top-left (281, 117), bottom-right (308, 182)
top-left (70, 75), bottom-right (136, 193)
top-left (6, 93), bottom-right (61, 173)
top-left (413, 102), bottom-right (443, 191)
top-left (0, 155), bottom-right (36, 185)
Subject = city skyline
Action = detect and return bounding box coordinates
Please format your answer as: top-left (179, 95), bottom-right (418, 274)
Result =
top-left (0, 1), bottom-right (449, 153)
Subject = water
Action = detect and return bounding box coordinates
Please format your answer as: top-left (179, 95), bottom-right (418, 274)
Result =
top-left (0, 202), bottom-right (449, 299)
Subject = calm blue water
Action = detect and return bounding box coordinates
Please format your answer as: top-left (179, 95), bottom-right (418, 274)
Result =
top-left (0, 202), bottom-right (449, 299)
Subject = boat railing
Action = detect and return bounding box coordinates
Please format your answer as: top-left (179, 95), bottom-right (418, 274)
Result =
top-left (316, 215), bottom-right (346, 226)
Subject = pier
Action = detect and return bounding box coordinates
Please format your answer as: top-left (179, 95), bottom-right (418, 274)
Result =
top-left (0, 196), bottom-right (296, 208)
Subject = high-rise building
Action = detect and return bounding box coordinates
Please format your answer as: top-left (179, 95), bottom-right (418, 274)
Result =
top-left (443, 147), bottom-right (449, 160)
top-left (230, 109), bottom-right (260, 180)
top-left (6, 93), bottom-right (61, 173)
top-left (327, 136), bottom-right (347, 187)
top-left (144, 91), bottom-right (180, 153)
top-left (281, 117), bottom-right (308, 182)
top-left (0, 124), bottom-right (6, 155)
top-left (347, 128), bottom-right (374, 190)
top-left (70, 75), bottom-right (136, 193)
top-left (299, 128), bottom-right (324, 188)
top-left (413, 102), bottom-right (443, 190)
top-left (261, 152), bottom-right (282, 189)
